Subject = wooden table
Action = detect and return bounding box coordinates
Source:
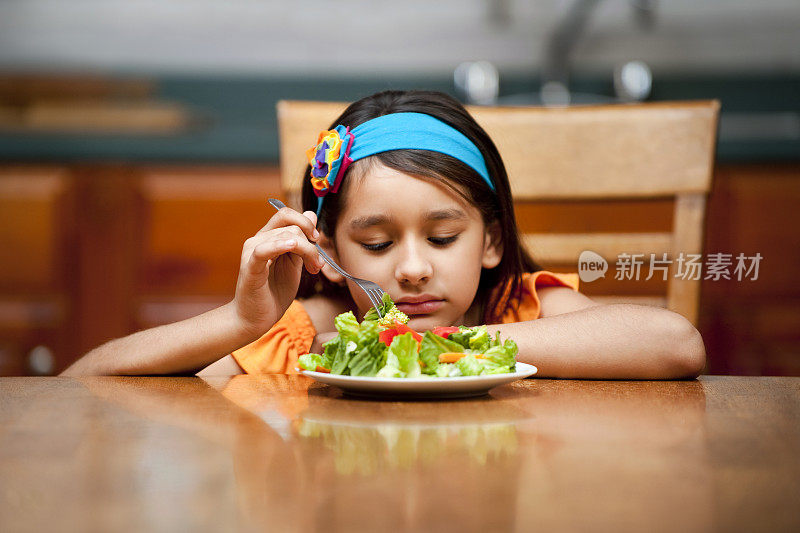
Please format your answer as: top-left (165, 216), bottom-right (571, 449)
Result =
top-left (1, 376), bottom-right (798, 532)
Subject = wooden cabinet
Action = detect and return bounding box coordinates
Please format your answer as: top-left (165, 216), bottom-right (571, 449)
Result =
top-left (0, 164), bottom-right (282, 374)
top-left (0, 162), bottom-right (797, 375)
top-left (135, 167), bottom-right (282, 328)
top-left (699, 163), bottom-right (800, 375)
top-left (0, 167), bottom-right (72, 375)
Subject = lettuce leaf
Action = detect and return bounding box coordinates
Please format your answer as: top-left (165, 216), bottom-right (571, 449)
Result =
top-left (377, 333), bottom-right (421, 378)
top-left (481, 364), bottom-right (515, 375)
top-left (435, 363), bottom-right (457, 377)
top-left (478, 337), bottom-right (518, 374)
top-left (467, 326), bottom-right (491, 353)
top-left (327, 310), bottom-right (363, 375)
top-left (298, 353), bottom-right (325, 371)
top-left (448, 325), bottom-right (486, 350)
top-left (347, 320), bottom-right (388, 377)
top-left (376, 362), bottom-right (403, 378)
top-left (321, 337), bottom-right (338, 369)
top-left (455, 354), bottom-right (484, 376)
top-left (334, 311), bottom-right (360, 341)
top-left (331, 340), bottom-right (357, 375)
top-left (418, 331), bottom-right (464, 375)
top-left (348, 341), bottom-right (386, 376)
top-left (484, 339), bottom-right (517, 366)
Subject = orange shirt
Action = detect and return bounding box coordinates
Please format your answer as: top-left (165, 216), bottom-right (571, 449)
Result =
top-left (231, 270), bottom-right (579, 374)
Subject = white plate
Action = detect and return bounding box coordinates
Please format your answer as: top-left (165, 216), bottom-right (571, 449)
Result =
top-left (299, 362), bottom-right (537, 399)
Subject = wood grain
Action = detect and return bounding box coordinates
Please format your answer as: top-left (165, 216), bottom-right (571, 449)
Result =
top-left (1, 376), bottom-right (797, 532)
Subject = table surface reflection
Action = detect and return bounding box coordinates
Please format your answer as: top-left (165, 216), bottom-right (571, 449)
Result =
top-left (1, 376), bottom-right (798, 532)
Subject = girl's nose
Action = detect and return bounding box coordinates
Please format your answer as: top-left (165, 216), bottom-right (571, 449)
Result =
top-left (394, 241), bottom-right (433, 285)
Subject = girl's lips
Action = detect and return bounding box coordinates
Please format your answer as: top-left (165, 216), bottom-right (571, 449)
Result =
top-left (395, 300), bottom-right (444, 315)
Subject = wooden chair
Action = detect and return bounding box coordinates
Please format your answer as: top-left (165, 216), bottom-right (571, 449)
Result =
top-left (276, 100), bottom-right (720, 325)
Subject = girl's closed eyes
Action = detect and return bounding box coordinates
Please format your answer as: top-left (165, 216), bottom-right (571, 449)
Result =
top-left (350, 208), bottom-right (469, 252)
top-left (360, 234), bottom-right (459, 252)
top-left (360, 241), bottom-right (390, 251)
top-left (428, 235), bottom-right (459, 246)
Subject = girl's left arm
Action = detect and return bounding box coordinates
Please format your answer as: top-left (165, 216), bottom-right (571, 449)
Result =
top-left (489, 287), bottom-right (706, 380)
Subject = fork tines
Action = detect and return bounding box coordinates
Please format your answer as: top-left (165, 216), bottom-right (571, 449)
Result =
top-left (359, 284), bottom-right (384, 319)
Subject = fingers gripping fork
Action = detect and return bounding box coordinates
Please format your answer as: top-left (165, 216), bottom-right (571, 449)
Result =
top-left (268, 198), bottom-right (385, 319)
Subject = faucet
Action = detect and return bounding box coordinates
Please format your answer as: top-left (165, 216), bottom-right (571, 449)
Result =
top-left (542, 0), bottom-right (656, 105)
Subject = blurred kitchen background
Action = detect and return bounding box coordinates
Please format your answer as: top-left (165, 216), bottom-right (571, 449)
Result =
top-left (1, 0), bottom-right (798, 376)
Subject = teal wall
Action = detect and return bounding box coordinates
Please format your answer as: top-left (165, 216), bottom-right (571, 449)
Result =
top-left (0, 74), bottom-right (797, 163)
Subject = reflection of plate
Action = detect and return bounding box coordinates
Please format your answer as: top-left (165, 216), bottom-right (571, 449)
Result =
top-left (299, 362), bottom-right (537, 399)
top-left (297, 417), bottom-right (520, 475)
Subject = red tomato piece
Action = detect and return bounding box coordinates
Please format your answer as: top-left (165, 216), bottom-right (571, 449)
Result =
top-left (395, 323), bottom-right (423, 343)
top-left (379, 322), bottom-right (423, 346)
top-left (431, 326), bottom-right (460, 338)
top-left (379, 328), bottom-right (400, 346)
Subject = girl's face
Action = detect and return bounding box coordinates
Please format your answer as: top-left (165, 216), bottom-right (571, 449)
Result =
top-left (325, 162), bottom-right (502, 332)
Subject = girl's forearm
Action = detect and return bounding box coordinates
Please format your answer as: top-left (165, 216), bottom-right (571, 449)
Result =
top-left (489, 304), bottom-right (706, 380)
top-left (60, 301), bottom-right (258, 376)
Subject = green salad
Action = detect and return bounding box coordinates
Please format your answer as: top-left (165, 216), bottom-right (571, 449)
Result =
top-left (298, 294), bottom-right (518, 378)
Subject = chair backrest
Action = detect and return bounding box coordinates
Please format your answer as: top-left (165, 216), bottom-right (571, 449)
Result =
top-left (276, 99), bottom-right (720, 325)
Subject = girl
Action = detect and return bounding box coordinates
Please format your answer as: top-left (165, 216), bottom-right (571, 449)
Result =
top-left (63, 90), bottom-right (706, 379)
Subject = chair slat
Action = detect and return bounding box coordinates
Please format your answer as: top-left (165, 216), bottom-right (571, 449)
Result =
top-left (468, 101), bottom-right (719, 200)
top-left (667, 193), bottom-right (708, 325)
top-left (521, 232), bottom-right (674, 264)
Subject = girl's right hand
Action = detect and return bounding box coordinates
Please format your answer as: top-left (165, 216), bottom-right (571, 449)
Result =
top-left (231, 206), bottom-right (325, 337)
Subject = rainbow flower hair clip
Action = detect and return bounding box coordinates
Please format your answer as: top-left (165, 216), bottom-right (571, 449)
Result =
top-left (306, 112), bottom-right (494, 216)
top-left (306, 125), bottom-right (354, 198)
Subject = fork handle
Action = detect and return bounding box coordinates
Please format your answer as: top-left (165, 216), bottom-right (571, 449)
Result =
top-left (267, 198), bottom-right (352, 280)
top-left (268, 198), bottom-right (383, 319)
top-left (313, 243), bottom-right (353, 280)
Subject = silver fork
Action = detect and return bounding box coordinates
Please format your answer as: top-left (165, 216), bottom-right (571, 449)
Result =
top-left (268, 198), bottom-right (385, 319)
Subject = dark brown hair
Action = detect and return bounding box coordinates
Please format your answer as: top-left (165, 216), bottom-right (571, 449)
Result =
top-left (297, 90), bottom-right (541, 322)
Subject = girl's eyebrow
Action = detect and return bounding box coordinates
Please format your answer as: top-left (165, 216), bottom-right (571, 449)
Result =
top-left (349, 214), bottom-right (392, 230)
top-left (425, 208), bottom-right (468, 222)
top-left (348, 208), bottom-right (467, 230)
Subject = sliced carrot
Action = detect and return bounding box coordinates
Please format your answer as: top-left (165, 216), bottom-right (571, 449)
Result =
top-left (315, 366), bottom-right (331, 373)
top-left (438, 353), bottom-right (462, 363)
top-left (438, 353), bottom-right (487, 363)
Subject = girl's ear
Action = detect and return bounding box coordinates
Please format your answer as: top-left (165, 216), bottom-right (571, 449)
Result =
top-left (316, 231), bottom-right (347, 285)
top-left (481, 221), bottom-right (503, 269)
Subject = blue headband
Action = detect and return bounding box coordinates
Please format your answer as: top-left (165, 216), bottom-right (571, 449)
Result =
top-left (306, 112), bottom-right (494, 215)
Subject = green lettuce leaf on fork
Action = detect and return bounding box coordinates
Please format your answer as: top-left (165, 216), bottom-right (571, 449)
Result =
top-left (362, 292), bottom-right (410, 326)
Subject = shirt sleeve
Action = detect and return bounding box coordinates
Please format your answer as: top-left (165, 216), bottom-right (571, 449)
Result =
top-left (231, 300), bottom-right (317, 374)
top-left (496, 271), bottom-right (580, 324)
